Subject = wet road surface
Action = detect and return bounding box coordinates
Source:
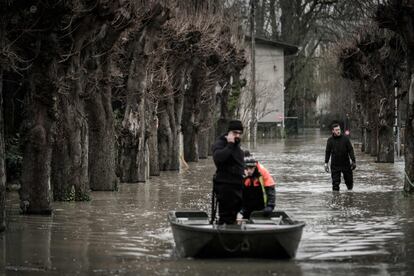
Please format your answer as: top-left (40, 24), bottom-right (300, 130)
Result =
top-left (2, 129), bottom-right (414, 275)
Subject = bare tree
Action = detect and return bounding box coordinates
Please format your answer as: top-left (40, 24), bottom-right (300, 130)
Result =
top-left (1, 0), bottom-right (132, 212)
top-left (338, 25), bottom-right (405, 163)
top-left (115, 3), bottom-right (169, 182)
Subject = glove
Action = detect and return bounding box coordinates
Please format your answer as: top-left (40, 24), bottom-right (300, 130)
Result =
top-left (324, 163), bottom-right (330, 173)
top-left (263, 206), bottom-right (273, 216)
top-left (351, 162), bottom-right (356, 170)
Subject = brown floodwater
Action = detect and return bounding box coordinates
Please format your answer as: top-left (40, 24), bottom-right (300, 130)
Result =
top-left (2, 129), bottom-right (414, 275)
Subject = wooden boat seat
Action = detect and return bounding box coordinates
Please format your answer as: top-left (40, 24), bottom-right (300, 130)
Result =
top-left (176, 218), bottom-right (210, 225)
top-left (250, 216), bottom-right (283, 225)
top-left (249, 211), bottom-right (293, 225)
top-left (173, 211), bottom-right (210, 225)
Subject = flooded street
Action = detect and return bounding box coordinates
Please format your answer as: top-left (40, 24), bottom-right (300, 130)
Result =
top-left (2, 129), bottom-right (414, 275)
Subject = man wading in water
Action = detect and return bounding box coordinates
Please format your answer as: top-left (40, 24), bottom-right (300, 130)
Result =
top-left (324, 123), bottom-right (356, 191)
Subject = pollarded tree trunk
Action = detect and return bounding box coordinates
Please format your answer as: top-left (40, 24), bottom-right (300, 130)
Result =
top-left (364, 104), bottom-right (372, 154)
top-left (118, 3), bottom-right (169, 179)
top-left (52, 101), bottom-right (89, 200)
top-left (404, 71), bottom-right (414, 192)
top-left (198, 132), bottom-right (209, 159)
top-left (49, 15), bottom-right (102, 199)
top-left (402, 26), bottom-right (414, 193)
top-left (370, 127), bottom-right (377, 157)
top-left (19, 73), bottom-right (55, 214)
top-left (158, 98), bottom-right (173, 171)
top-left (119, 55), bottom-right (148, 182)
top-left (375, 2), bottom-right (414, 192)
top-left (119, 98), bottom-right (147, 182)
top-left (182, 69), bottom-right (204, 162)
top-left (52, 60), bottom-right (89, 200)
top-left (86, 62), bottom-right (118, 190)
top-left (367, 103), bottom-right (378, 157)
top-left (0, 68), bottom-right (6, 231)
top-left (148, 101), bottom-right (160, 176)
top-left (84, 22), bottom-right (127, 191)
top-left (172, 92), bottom-right (185, 169)
top-left (198, 129), bottom-right (210, 159)
top-left (377, 96), bottom-right (394, 163)
top-left (365, 125), bottom-right (371, 154)
top-left (198, 90), bottom-right (215, 159)
top-left (158, 87), bottom-right (185, 171)
top-left (168, 66), bottom-right (187, 171)
top-left (208, 122), bottom-right (215, 156)
top-left (360, 109), bottom-right (367, 152)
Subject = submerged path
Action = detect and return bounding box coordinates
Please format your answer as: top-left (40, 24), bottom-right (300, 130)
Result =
top-left (2, 129), bottom-right (414, 275)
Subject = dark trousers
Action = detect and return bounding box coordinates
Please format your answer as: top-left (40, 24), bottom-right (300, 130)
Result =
top-left (215, 183), bottom-right (242, 224)
top-left (331, 167), bottom-right (353, 191)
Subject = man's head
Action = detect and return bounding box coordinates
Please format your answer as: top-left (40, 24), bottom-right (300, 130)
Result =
top-left (244, 156), bottom-right (257, 176)
top-left (331, 123), bottom-right (341, 136)
top-left (227, 120), bottom-right (244, 143)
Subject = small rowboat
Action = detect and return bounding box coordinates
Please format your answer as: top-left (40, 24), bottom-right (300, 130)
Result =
top-left (168, 210), bottom-right (305, 259)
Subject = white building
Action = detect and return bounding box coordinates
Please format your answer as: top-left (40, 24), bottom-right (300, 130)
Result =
top-left (240, 37), bottom-right (298, 138)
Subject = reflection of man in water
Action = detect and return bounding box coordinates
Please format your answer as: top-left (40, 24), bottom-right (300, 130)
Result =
top-left (324, 123), bottom-right (356, 191)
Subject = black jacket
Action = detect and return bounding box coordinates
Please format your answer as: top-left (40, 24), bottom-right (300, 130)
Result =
top-left (212, 134), bottom-right (244, 185)
top-left (325, 134), bottom-right (356, 169)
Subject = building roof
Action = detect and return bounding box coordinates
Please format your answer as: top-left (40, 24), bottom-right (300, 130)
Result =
top-left (245, 36), bottom-right (299, 55)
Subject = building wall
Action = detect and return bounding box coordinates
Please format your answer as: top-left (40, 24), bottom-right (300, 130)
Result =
top-left (240, 43), bottom-right (285, 135)
top-left (255, 44), bottom-right (285, 123)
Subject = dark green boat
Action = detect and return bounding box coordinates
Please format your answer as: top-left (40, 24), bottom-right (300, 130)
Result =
top-left (168, 210), bottom-right (305, 259)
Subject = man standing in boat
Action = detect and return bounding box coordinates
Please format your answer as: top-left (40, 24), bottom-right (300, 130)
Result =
top-left (324, 123), bottom-right (356, 191)
top-left (212, 120), bottom-right (245, 225)
top-left (242, 153), bottom-right (276, 219)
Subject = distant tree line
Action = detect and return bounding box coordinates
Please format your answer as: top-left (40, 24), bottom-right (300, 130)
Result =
top-left (251, 0), bottom-right (414, 192)
top-left (250, 0), bottom-right (364, 131)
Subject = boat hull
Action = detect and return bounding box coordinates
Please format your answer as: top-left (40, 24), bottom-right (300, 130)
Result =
top-left (169, 211), bottom-right (305, 259)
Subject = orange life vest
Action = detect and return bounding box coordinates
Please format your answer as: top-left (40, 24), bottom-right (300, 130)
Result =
top-left (243, 163), bottom-right (275, 205)
top-left (244, 163), bottom-right (275, 187)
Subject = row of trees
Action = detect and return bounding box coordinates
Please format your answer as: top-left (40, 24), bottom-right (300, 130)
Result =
top-left (0, 1), bottom-right (247, 230)
top-left (374, 0), bottom-right (414, 192)
top-left (335, 0), bottom-right (414, 192)
top-left (337, 27), bottom-right (405, 163)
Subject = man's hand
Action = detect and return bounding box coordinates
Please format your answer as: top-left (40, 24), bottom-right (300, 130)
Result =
top-left (225, 132), bottom-right (236, 143)
top-left (351, 162), bottom-right (356, 170)
top-left (324, 163), bottom-right (330, 173)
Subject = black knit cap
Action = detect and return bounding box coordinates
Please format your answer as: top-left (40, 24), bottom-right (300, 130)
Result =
top-left (244, 156), bottom-right (257, 167)
top-left (227, 120), bottom-right (244, 132)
